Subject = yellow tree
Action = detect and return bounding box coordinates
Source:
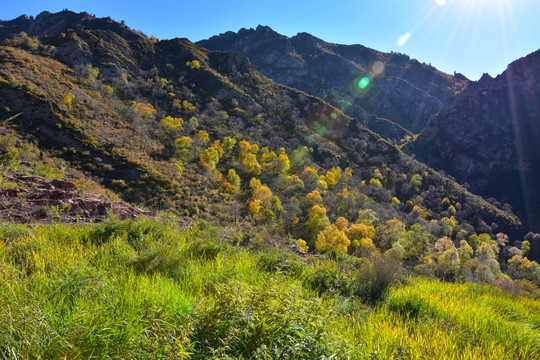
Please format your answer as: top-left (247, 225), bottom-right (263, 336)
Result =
top-left (247, 178), bottom-right (280, 223)
top-left (131, 101), bottom-right (157, 120)
top-left (194, 130), bottom-right (210, 143)
top-left (160, 116), bottom-right (183, 131)
top-left (200, 140), bottom-right (224, 171)
top-left (186, 60), bottom-right (201, 69)
top-left (277, 148), bottom-right (290, 173)
top-left (348, 223), bottom-right (377, 256)
top-left (321, 167), bottom-right (341, 189)
top-left (260, 146), bottom-right (278, 174)
top-left (306, 189), bottom-right (323, 207)
top-left (305, 204), bottom-right (330, 242)
top-left (316, 223), bottom-right (350, 253)
top-left (239, 140), bottom-right (262, 176)
top-left (182, 100), bottom-right (196, 112)
top-left (243, 153), bottom-right (262, 176)
top-left (302, 166), bottom-right (319, 188)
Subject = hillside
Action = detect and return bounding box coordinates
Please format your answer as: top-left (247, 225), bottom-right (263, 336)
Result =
top-left (198, 26), bottom-right (469, 142)
top-left (1, 9), bottom-right (540, 358)
top-left (1, 219), bottom-right (539, 359)
top-left (0, 11), bottom-right (521, 224)
top-left (411, 50), bottom-right (540, 237)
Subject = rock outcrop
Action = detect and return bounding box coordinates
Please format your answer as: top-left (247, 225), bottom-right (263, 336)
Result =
top-left (0, 173), bottom-right (147, 223)
top-left (412, 49), bottom-right (540, 230)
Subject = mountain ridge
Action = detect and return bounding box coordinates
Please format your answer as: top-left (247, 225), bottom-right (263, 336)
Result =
top-left (198, 25), bottom-right (469, 142)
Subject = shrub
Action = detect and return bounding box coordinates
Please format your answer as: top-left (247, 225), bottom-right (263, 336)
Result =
top-left (256, 251), bottom-right (305, 276)
top-left (387, 295), bottom-right (430, 320)
top-left (131, 242), bottom-right (184, 276)
top-left (349, 254), bottom-right (402, 303)
top-left (191, 280), bottom-right (332, 359)
top-left (304, 266), bottom-right (342, 295)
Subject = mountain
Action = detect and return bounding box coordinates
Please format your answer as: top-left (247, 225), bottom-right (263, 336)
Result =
top-left (1, 10), bottom-right (540, 358)
top-left (411, 50), bottom-right (540, 233)
top-left (198, 26), bottom-right (469, 142)
top-left (0, 10), bottom-right (146, 43)
top-left (1, 10), bottom-right (536, 264)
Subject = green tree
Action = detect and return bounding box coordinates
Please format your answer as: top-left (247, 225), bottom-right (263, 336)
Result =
top-left (227, 169), bottom-right (241, 188)
top-left (401, 224), bottom-right (435, 261)
top-left (410, 174), bottom-right (422, 193)
top-left (375, 219), bottom-right (405, 251)
top-left (175, 136), bottom-right (192, 161)
top-left (522, 240), bottom-right (531, 258)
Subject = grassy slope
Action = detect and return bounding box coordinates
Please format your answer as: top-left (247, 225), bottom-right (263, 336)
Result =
top-left (1, 218), bottom-right (538, 359)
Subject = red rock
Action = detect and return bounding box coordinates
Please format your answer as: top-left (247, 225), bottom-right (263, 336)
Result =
top-left (50, 179), bottom-right (78, 191)
top-left (0, 187), bottom-right (27, 197)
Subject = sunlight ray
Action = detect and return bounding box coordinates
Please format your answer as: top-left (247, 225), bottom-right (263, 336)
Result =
top-left (428, 0), bottom-right (477, 76)
top-left (497, 0), bottom-right (533, 225)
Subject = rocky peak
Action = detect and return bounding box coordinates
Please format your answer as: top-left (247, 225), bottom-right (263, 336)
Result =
top-left (477, 73), bottom-right (492, 88)
top-left (255, 25), bottom-right (277, 35)
top-left (0, 10), bottom-right (146, 43)
top-left (412, 49), bottom-right (540, 230)
top-left (497, 49), bottom-right (540, 89)
top-left (291, 32), bottom-right (324, 45)
top-left (198, 27), bottom-right (469, 141)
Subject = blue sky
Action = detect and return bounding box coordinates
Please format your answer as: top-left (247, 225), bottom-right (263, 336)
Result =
top-left (2, 0), bottom-right (540, 80)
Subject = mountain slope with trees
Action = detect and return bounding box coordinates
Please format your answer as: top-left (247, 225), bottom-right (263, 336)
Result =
top-left (1, 9), bottom-right (540, 358)
top-left (198, 25), bottom-right (469, 142)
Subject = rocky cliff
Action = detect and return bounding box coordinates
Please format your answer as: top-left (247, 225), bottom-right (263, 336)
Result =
top-left (412, 50), bottom-right (540, 230)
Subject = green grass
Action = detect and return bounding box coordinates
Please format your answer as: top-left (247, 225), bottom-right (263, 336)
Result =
top-left (1, 219), bottom-right (539, 359)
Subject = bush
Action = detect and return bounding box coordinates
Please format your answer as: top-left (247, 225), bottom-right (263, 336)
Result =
top-left (256, 251), bottom-right (306, 276)
top-left (186, 239), bottom-right (222, 260)
top-left (304, 266), bottom-right (342, 295)
top-left (349, 254), bottom-right (402, 303)
top-left (89, 218), bottom-right (173, 248)
top-left (387, 295), bottom-right (430, 320)
top-left (191, 280), bottom-right (332, 359)
top-left (131, 242), bottom-right (184, 276)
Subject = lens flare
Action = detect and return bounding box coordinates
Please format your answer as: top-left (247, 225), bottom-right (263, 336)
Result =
top-left (371, 61), bottom-right (385, 75)
top-left (340, 96), bottom-right (352, 110)
top-left (358, 77), bottom-right (370, 89)
top-left (397, 33), bottom-right (411, 46)
top-left (435, 0), bottom-right (446, 5)
top-left (315, 125), bottom-right (326, 135)
top-left (330, 112), bottom-right (337, 120)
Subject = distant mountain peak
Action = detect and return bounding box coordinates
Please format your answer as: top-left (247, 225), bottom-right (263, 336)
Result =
top-left (0, 10), bottom-right (146, 44)
top-left (255, 25), bottom-right (275, 33)
top-left (412, 49), bottom-right (540, 230)
top-left (477, 73), bottom-right (492, 87)
top-left (291, 32), bottom-right (324, 44)
top-left (198, 27), bottom-right (469, 141)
